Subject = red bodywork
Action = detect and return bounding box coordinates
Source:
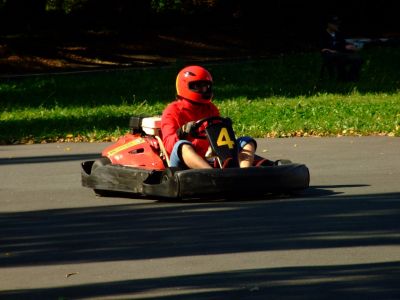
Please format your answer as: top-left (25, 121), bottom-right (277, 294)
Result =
top-left (101, 133), bottom-right (166, 170)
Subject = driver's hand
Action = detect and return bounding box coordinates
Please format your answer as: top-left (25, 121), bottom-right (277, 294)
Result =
top-left (177, 121), bottom-right (195, 139)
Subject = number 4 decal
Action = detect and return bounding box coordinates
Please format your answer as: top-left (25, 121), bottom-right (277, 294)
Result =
top-left (216, 127), bottom-right (235, 149)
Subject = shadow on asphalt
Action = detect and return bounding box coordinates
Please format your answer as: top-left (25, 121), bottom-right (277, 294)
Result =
top-left (2, 261), bottom-right (400, 300)
top-left (1, 191), bottom-right (399, 266)
top-left (83, 184), bottom-right (364, 203)
top-left (0, 153), bottom-right (101, 165)
top-left (1, 191), bottom-right (399, 299)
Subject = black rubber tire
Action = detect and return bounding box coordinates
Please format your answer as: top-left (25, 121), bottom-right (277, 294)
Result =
top-left (161, 167), bottom-right (181, 182)
top-left (91, 157), bottom-right (112, 197)
top-left (91, 157), bottom-right (111, 173)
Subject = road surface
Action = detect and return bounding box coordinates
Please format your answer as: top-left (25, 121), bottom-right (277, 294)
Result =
top-left (1, 137), bottom-right (399, 299)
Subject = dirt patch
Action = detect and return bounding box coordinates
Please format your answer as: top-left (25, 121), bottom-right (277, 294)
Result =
top-left (0, 29), bottom-right (280, 76)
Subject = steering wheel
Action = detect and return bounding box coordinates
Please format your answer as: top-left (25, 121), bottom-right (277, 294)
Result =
top-left (190, 116), bottom-right (230, 139)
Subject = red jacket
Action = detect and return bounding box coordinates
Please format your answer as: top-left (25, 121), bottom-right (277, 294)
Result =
top-left (161, 99), bottom-right (220, 157)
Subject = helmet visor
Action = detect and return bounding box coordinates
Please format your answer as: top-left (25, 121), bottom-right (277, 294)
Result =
top-left (188, 80), bottom-right (212, 99)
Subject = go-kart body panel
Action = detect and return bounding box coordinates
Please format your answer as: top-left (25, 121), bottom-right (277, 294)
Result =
top-left (101, 133), bottom-right (165, 170)
top-left (81, 160), bottom-right (155, 195)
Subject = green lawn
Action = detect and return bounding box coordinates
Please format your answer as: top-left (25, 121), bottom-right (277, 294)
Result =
top-left (1, 45), bottom-right (399, 144)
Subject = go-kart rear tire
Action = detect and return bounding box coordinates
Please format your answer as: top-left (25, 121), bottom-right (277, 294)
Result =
top-left (91, 157), bottom-right (112, 197)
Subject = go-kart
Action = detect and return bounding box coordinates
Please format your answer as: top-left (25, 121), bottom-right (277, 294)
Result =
top-left (81, 116), bottom-right (310, 199)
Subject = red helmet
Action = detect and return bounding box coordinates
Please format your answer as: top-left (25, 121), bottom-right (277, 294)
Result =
top-left (176, 65), bottom-right (213, 103)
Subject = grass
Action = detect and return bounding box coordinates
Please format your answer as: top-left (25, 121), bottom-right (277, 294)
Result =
top-left (1, 45), bottom-right (400, 144)
top-left (221, 95), bottom-right (400, 138)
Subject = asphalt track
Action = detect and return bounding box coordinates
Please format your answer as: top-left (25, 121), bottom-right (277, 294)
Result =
top-left (1, 137), bottom-right (399, 299)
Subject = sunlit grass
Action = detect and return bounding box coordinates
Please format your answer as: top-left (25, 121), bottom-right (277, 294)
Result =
top-left (217, 94), bottom-right (400, 137)
top-left (1, 45), bottom-right (399, 144)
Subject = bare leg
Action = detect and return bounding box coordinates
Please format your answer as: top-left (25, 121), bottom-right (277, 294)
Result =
top-left (239, 142), bottom-right (256, 168)
top-left (181, 144), bottom-right (212, 169)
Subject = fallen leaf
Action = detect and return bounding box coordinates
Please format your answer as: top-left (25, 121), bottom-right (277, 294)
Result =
top-left (66, 272), bottom-right (79, 278)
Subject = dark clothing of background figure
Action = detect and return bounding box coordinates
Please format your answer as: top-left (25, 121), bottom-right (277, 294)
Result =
top-left (320, 30), bottom-right (363, 82)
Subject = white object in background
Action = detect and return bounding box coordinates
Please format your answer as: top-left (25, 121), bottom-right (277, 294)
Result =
top-left (141, 116), bottom-right (162, 136)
